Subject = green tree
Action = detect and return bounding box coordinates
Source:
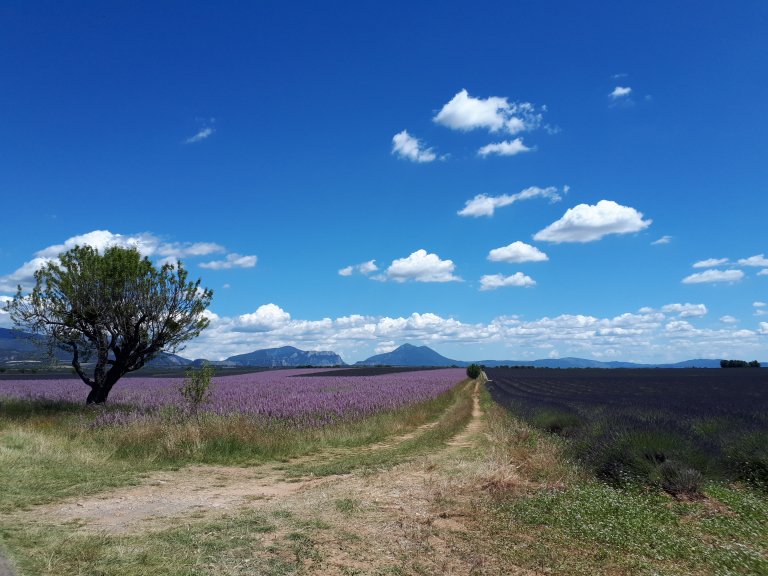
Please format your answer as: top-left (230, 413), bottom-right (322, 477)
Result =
top-left (5, 245), bottom-right (212, 404)
top-left (466, 363), bottom-right (482, 379)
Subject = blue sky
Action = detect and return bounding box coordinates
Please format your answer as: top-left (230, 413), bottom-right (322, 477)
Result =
top-left (1, 1), bottom-right (767, 362)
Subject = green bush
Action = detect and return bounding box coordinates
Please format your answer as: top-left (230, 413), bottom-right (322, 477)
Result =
top-left (178, 363), bottom-right (215, 420)
top-left (466, 364), bottom-right (482, 379)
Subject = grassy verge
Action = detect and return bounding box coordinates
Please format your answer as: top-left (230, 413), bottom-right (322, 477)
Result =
top-left (283, 378), bottom-right (474, 477)
top-left (474, 387), bottom-right (768, 575)
top-left (0, 380), bottom-right (473, 576)
top-left (0, 380), bottom-right (466, 513)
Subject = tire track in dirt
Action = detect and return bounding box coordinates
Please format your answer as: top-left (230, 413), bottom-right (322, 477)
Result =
top-left (24, 380), bottom-right (480, 535)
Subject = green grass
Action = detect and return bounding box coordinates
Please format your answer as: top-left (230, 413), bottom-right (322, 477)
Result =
top-left (476, 392), bottom-right (768, 575)
top-left (284, 380), bottom-right (473, 477)
top-left (0, 381), bottom-right (467, 513)
top-left (0, 379), bottom-right (472, 575)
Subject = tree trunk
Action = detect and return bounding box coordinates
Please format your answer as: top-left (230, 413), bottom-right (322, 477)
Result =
top-left (85, 374), bottom-right (118, 405)
top-left (86, 385), bottom-right (112, 404)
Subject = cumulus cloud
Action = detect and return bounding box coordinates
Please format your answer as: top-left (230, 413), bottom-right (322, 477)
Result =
top-left (651, 236), bottom-right (672, 245)
top-left (661, 303), bottom-right (708, 318)
top-left (755, 302), bottom-right (767, 308)
top-left (720, 315), bottom-right (738, 324)
top-left (391, 130), bottom-right (437, 163)
top-left (374, 341), bottom-right (398, 354)
top-left (693, 258), bottom-right (729, 268)
top-left (179, 303), bottom-right (768, 364)
top-left (479, 273), bottom-right (536, 290)
top-left (488, 241), bottom-right (548, 263)
top-left (0, 231), bottom-right (238, 292)
top-left (760, 322), bottom-right (768, 335)
top-left (610, 86), bottom-right (632, 99)
top-left (681, 269), bottom-right (745, 284)
top-left (738, 254), bottom-right (768, 267)
top-left (185, 125), bottom-right (215, 144)
top-left (237, 304), bottom-right (291, 332)
top-left (383, 250), bottom-right (460, 283)
top-left (339, 260), bottom-right (378, 277)
top-left (199, 253), bottom-right (257, 270)
top-left (433, 89), bottom-right (543, 134)
top-left (533, 200), bottom-right (652, 243)
top-left (478, 138), bottom-right (532, 157)
top-left (458, 186), bottom-right (563, 217)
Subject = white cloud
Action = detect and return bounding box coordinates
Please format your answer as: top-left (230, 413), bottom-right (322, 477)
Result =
top-left (758, 269), bottom-right (768, 276)
top-left (693, 258), bottom-right (729, 268)
top-left (651, 236), bottom-right (672, 245)
top-left (760, 322), bottom-right (768, 335)
top-left (533, 200), bottom-right (652, 243)
top-left (374, 341), bottom-right (398, 354)
top-left (488, 241), bottom-right (548, 263)
top-left (681, 269), bottom-right (745, 284)
top-left (237, 304), bottom-right (291, 332)
top-left (179, 303), bottom-right (768, 364)
top-left (458, 186), bottom-right (563, 217)
top-left (339, 260), bottom-right (379, 277)
top-left (754, 301), bottom-right (767, 308)
top-left (720, 315), bottom-right (738, 324)
top-left (0, 297), bottom-right (11, 327)
top-left (158, 242), bottom-right (225, 258)
top-left (661, 303), bottom-right (708, 318)
top-left (610, 86), bottom-right (632, 99)
top-left (738, 254), bottom-right (768, 267)
top-left (199, 253), bottom-right (257, 270)
top-left (0, 257), bottom-right (54, 292)
top-left (384, 250), bottom-right (460, 283)
top-left (433, 89), bottom-right (543, 134)
top-left (392, 130), bottom-right (437, 163)
top-left (478, 138), bottom-right (532, 157)
top-left (358, 260), bottom-right (378, 274)
top-left (185, 127), bottom-right (214, 144)
top-left (480, 273), bottom-right (536, 290)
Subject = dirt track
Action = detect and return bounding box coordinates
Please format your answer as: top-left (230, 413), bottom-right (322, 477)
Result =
top-left (14, 379), bottom-right (521, 574)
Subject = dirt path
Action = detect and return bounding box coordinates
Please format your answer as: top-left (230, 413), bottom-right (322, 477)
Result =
top-left (0, 553), bottom-right (14, 576)
top-left (20, 378), bottom-right (522, 573)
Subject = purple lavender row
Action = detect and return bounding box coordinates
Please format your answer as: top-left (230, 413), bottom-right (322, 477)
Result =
top-left (0, 368), bottom-right (465, 427)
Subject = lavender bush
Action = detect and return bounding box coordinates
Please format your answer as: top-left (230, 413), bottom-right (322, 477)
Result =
top-left (0, 368), bottom-right (465, 429)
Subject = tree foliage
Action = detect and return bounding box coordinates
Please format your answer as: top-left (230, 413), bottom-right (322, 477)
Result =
top-left (466, 363), bottom-right (482, 379)
top-left (6, 245), bottom-right (213, 404)
top-left (720, 359), bottom-right (761, 368)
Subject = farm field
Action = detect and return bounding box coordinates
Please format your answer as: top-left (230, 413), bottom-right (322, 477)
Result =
top-left (486, 367), bottom-right (768, 491)
top-left (0, 368), bottom-right (766, 575)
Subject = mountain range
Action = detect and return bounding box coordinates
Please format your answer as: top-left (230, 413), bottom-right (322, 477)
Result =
top-left (0, 328), bottom-right (761, 370)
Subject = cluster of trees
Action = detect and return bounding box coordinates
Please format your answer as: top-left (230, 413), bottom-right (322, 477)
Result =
top-left (720, 359), bottom-right (761, 368)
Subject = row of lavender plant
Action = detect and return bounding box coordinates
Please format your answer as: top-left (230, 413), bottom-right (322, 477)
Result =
top-left (0, 368), bottom-right (465, 428)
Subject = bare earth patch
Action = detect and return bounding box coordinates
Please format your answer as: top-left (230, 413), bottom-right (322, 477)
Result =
top-left (24, 379), bottom-right (533, 573)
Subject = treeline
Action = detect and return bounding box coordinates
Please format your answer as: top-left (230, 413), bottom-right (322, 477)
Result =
top-left (720, 359), bottom-right (761, 368)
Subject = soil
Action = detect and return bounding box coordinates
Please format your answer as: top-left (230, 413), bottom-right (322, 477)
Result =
top-left (19, 379), bottom-right (525, 574)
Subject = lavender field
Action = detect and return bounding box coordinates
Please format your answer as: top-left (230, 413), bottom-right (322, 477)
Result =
top-left (0, 368), bottom-right (465, 428)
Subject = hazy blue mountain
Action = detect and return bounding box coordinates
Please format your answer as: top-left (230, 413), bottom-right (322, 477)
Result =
top-left (146, 352), bottom-right (194, 367)
top-left (355, 343), bottom-right (763, 369)
top-left (355, 343), bottom-right (464, 367)
top-left (0, 327), bottom-right (70, 364)
top-left (224, 346), bottom-right (345, 367)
